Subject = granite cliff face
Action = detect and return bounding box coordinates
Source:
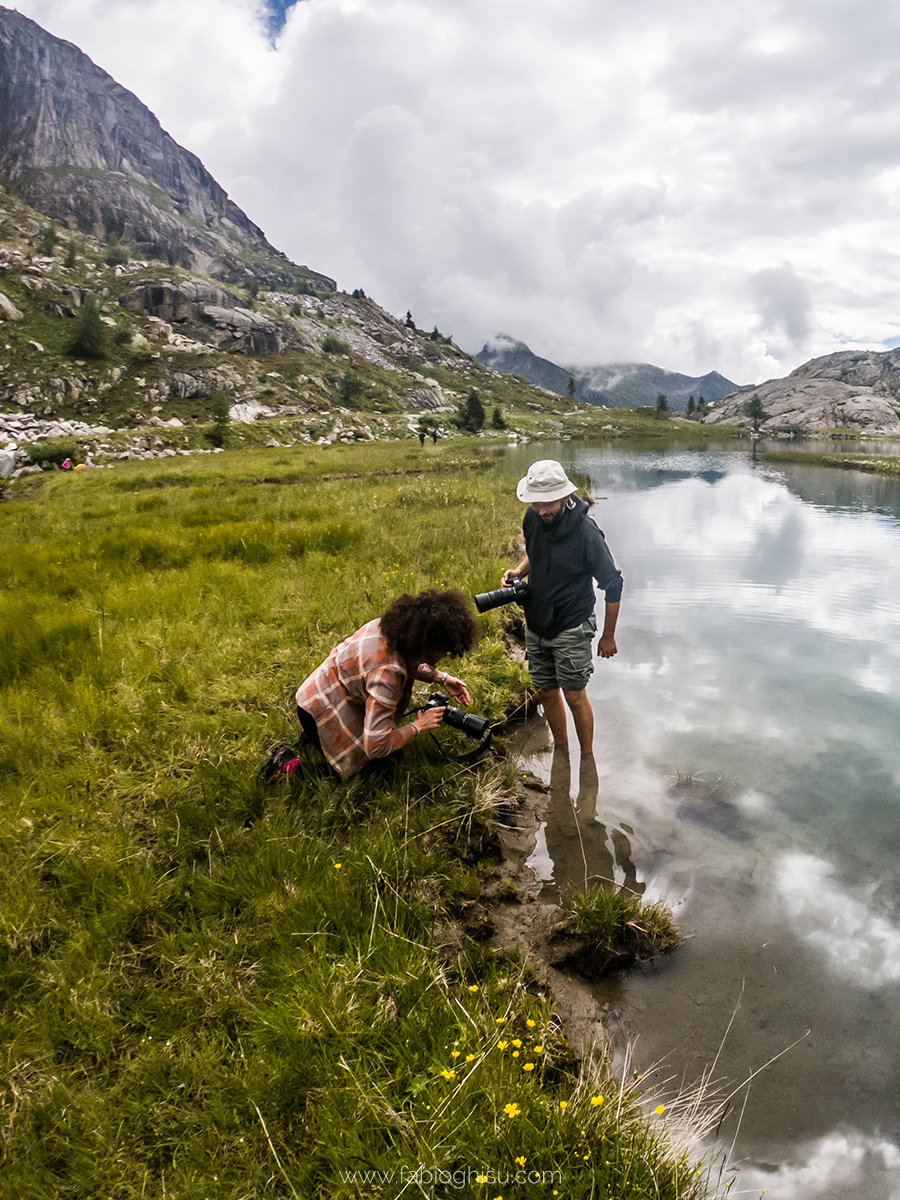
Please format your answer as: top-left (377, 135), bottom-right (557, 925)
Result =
top-left (704, 350), bottom-right (900, 434)
top-left (0, 6), bottom-right (332, 290)
top-left (476, 333), bottom-right (743, 411)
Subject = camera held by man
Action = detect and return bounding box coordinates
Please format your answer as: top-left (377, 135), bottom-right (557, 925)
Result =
top-left (474, 577), bottom-right (529, 613)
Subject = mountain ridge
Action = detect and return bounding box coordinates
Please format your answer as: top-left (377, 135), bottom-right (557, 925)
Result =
top-left (476, 333), bottom-right (745, 411)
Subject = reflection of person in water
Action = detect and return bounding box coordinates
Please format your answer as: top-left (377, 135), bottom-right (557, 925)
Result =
top-left (541, 748), bottom-right (644, 897)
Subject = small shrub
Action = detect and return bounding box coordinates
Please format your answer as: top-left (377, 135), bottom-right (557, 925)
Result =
top-left (63, 240), bottom-right (78, 269)
top-left (338, 370), bottom-right (364, 404)
top-left (36, 224), bottom-right (58, 256)
top-left (104, 234), bottom-right (130, 267)
top-left (27, 438), bottom-right (80, 467)
top-left (322, 333), bottom-right (350, 355)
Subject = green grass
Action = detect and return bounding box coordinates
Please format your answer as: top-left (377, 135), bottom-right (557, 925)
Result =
top-left (0, 441), bottom-right (715, 1198)
top-left (760, 448), bottom-right (900, 477)
top-left (568, 888), bottom-right (680, 957)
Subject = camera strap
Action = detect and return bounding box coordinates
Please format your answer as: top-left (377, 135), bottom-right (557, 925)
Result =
top-left (428, 729), bottom-right (493, 765)
top-left (408, 704), bottom-right (494, 765)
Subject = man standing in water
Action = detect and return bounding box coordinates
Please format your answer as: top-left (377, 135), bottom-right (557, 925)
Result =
top-left (502, 460), bottom-right (622, 755)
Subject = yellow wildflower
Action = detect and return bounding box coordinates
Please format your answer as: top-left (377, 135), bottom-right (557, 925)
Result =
top-left (656, 1104), bottom-right (666, 1115)
top-left (512, 1050), bottom-right (520, 1058)
top-left (498, 1040), bottom-right (509, 1051)
top-left (495, 1016), bottom-right (507, 1024)
top-left (451, 1050), bottom-right (460, 1058)
top-left (526, 1019), bottom-right (536, 1028)
top-left (591, 1095), bottom-right (605, 1107)
top-left (466, 1054), bottom-right (476, 1062)
top-left (515, 1156), bottom-right (526, 1167)
top-left (512, 1039), bottom-right (522, 1048)
top-left (533, 1045), bottom-right (543, 1054)
top-left (440, 1069), bottom-right (456, 1080)
top-left (559, 1100), bottom-right (568, 1110)
top-left (468, 985), bottom-right (479, 992)
top-left (523, 1062), bottom-right (535, 1072)
top-left (503, 1102), bottom-right (521, 1119)
top-left (333, 862), bottom-right (342, 869)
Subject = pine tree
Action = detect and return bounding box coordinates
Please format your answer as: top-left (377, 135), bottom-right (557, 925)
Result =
top-left (745, 394), bottom-right (768, 432)
top-left (66, 295), bottom-right (108, 359)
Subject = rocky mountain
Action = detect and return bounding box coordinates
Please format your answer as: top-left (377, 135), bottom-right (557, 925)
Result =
top-left (0, 6), bottom-right (331, 290)
top-left (703, 350), bottom-right (900, 434)
top-left (0, 181), bottom-right (614, 479)
top-left (0, 6), bottom-right (734, 484)
top-left (476, 333), bottom-right (743, 411)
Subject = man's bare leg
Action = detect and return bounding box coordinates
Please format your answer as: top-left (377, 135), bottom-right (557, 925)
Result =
top-left (563, 687), bottom-right (594, 754)
top-left (536, 686), bottom-right (568, 748)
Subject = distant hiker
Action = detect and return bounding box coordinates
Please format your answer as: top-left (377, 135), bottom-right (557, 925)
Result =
top-left (418, 429), bottom-right (426, 447)
top-left (430, 429), bottom-right (438, 444)
top-left (501, 460), bottom-right (622, 756)
top-left (61, 458), bottom-right (72, 470)
top-left (262, 589), bottom-right (478, 781)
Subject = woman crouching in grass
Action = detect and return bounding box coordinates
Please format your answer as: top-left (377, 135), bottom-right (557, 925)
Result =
top-left (263, 589), bottom-right (478, 781)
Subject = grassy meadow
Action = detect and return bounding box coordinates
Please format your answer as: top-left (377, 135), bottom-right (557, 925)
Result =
top-left (0, 441), bottom-right (714, 1198)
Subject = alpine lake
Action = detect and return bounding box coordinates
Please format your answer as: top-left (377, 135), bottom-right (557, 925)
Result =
top-left (502, 438), bottom-right (900, 1200)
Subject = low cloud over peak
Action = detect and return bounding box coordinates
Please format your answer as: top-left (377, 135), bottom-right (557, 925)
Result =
top-left (16, 0), bottom-right (900, 383)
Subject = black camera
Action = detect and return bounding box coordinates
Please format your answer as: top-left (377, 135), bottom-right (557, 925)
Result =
top-left (474, 578), bottom-right (529, 614)
top-left (425, 692), bottom-right (490, 739)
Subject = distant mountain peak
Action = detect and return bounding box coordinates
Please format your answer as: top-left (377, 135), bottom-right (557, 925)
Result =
top-left (476, 334), bottom-right (745, 410)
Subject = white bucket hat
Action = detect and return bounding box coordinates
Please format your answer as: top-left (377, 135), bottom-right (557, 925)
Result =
top-left (516, 459), bottom-right (576, 503)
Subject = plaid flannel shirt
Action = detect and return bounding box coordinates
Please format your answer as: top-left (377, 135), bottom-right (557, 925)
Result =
top-left (295, 618), bottom-right (417, 778)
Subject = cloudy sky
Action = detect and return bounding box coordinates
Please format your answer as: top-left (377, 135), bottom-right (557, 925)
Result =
top-left (11, 0), bottom-right (900, 384)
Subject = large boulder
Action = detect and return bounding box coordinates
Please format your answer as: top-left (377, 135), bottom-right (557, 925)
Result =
top-left (403, 385), bottom-right (456, 412)
top-left (704, 350), bottom-right (900, 434)
top-left (121, 280), bottom-right (293, 354)
top-left (0, 290), bottom-right (24, 320)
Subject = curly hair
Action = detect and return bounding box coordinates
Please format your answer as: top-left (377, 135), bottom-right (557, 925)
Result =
top-left (380, 588), bottom-right (479, 667)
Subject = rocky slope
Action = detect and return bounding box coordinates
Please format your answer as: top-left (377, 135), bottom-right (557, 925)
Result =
top-left (0, 6), bottom-right (331, 290)
top-left (476, 333), bottom-right (743, 410)
top-left (0, 185), bottom-right (612, 479)
top-left (703, 350), bottom-right (900, 434)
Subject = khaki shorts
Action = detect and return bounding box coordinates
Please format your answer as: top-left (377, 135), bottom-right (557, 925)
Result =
top-left (525, 614), bottom-right (597, 692)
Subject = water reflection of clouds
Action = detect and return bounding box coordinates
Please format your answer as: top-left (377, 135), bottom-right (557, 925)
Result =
top-left (774, 852), bottom-right (900, 989)
top-left (561, 451), bottom-right (900, 1192)
top-left (735, 1130), bottom-right (900, 1200)
top-left (602, 472), bottom-right (900, 721)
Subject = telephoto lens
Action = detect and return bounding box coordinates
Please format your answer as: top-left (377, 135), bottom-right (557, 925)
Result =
top-left (473, 579), bottom-right (529, 613)
top-left (424, 692), bottom-right (490, 739)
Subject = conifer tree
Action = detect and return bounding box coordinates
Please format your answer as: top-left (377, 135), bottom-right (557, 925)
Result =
top-left (66, 294), bottom-right (107, 359)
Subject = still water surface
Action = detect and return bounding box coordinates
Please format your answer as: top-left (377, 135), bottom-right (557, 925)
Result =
top-left (504, 444), bottom-right (900, 1199)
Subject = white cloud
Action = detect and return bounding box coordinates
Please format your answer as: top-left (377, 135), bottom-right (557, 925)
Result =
top-left (13, 0), bottom-right (900, 381)
top-left (774, 852), bottom-right (900, 988)
top-left (733, 1130), bottom-right (900, 1200)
